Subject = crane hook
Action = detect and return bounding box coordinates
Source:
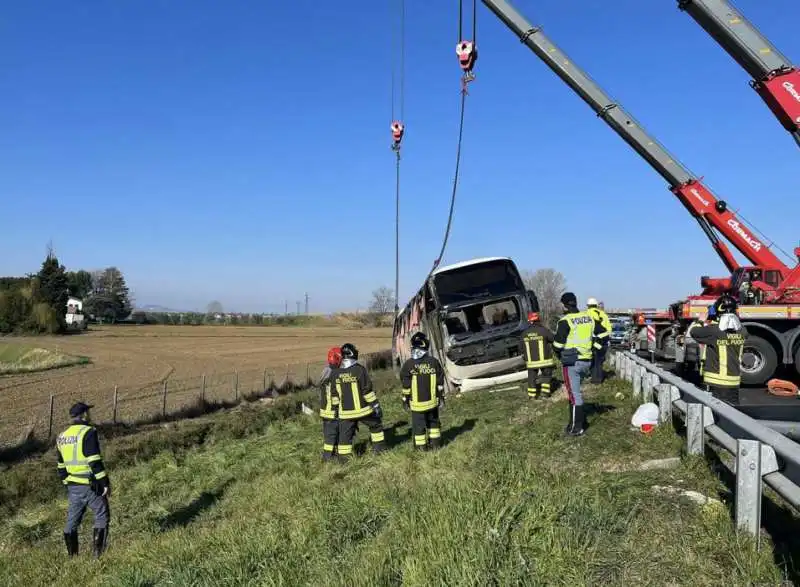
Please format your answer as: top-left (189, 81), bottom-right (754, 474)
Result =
top-left (391, 121), bottom-right (405, 151)
top-left (456, 40), bottom-right (477, 86)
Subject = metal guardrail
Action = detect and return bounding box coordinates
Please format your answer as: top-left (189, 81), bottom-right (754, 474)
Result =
top-left (614, 351), bottom-right (800, 540)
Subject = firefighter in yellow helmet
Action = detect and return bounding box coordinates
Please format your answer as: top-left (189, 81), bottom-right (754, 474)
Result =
top-left (399, 332), bottom-right (446, 450)
top-left (56, 402), bottom-right (110, 558)
top-left (334, 343), bottom-right (386, 459)
top-left (520, 312), bottom-right (555, 399)
top-left (586, 298), bottom-right (611, 383)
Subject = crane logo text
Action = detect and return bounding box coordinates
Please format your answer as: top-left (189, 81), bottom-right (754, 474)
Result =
top-left (727, 219), bottom-right (762, 252)
top-left (782, 82), bottom-right (800, 103)
top-left (689, 188), bottom-right (710, 207)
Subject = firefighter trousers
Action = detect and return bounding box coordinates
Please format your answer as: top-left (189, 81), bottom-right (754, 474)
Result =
top-left (411, 408), bottom-right (441, 450)
top-left (591, 343), bottom-right (609, 384)
top-left (338, 412), bottom-right (386, 456)
top-left (321, 417), bottom-right (339, 460)
top-left (527, 367), bottom-right (553, 398)
top-left (707, 384), bottom-right (740, 406)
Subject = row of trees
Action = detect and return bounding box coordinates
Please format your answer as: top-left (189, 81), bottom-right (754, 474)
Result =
top-left (0, 249), bottom-right (134, 334)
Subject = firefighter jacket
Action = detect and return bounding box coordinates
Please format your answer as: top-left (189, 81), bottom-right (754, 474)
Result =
top-left (400, 354), bottom-right (445, 412)
top-left (318, 366), bottom-right (339, 419)
top-left (588, 307), bottom-right (612, 343)
top-left (553, 309), bottom-right (606, 362)
top-left (521, 323), bottom-right (555, 369)
top-left (56, 423), bottom-right (109, 488)
top-left (690, 324), bottom-right (747, 388)
top-left (687, 319), bottom-right (715, 374)
top-left (330, 363), bottom-right (378, 419)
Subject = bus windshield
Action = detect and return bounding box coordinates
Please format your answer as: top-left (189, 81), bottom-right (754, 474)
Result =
top-left (433, 259), bottom-right (524, 306)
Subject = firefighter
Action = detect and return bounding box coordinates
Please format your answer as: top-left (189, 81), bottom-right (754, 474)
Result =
top-left (56, 402), bottom-right (110, 558)
top-left (690, 296), bottom-right (747, 405)
top-left (587, 298), bottom-right (611, 384)
top-left (399, 332), bottom-right (445, 450)
top-left (319, 346), bottom-right (342, 462)
top-left (521, 312), bottom-right (555, 399)
top-left (553, 292), bottom-right (607, 436)
top-left (334, 343), bottom-right (386, 459)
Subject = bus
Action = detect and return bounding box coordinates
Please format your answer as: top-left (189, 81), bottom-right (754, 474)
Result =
top-left (392, 257), bottom-right (538, 393)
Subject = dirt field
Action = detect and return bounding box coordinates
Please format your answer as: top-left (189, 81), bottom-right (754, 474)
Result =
top-left (0, 325), bottom-right (391, 444)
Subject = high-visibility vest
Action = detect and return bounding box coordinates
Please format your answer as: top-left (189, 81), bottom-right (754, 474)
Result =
top-left (557, 311), bottom-right (595, 361)
top-left (56, 424), bottom-right (99, 485)
top-left (588, 308), bottom-right (611, 341)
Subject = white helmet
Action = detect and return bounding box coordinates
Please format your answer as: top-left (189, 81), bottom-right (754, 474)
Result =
top-left (587, 297), bottom-right (599, 306)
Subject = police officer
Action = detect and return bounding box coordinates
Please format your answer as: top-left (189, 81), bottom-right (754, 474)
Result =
top-left (334, 343), bottom-right (386, 459)
top-left (520, 312), bottom-right (555, 399)
top-left (56, 402), bottom-right (110, 558)
top-left (553, 293), bottom-right (606, 436)
top-left (690, 296), bottom-right (747, 405)
top-left (319, 346), bottom-right (342, 462)
top-left (587, 298), bottom-right (611, 384)
top-left (399, 332), bottom-right (445, 450)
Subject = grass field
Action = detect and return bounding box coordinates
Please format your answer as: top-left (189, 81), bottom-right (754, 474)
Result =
top-left (0, 344), bottom-right (89, 376)
top-left (0, 325), bottom-right (390, 444)
top-left (0, 372), bottom-right (794, 586)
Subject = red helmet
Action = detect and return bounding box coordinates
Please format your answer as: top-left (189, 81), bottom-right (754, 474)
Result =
top-left (327, 346), bottom-right (342, 367)
top-left (527, 312), bottom-right (540, 323)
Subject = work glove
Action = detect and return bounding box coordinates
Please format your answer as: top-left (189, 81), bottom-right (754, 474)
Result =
top-left (402, 396), bottom-right (410, 411)
top-left (438, 397), bottom-right (446, 411)
top-left (372, 403), bottom-right (383, 419)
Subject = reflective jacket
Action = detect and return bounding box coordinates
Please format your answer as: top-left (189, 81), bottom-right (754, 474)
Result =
top-left (521, 323), bottom-right (555, 368)
top-left (690, 324), bottom-right (747, 388)
top-left (588, 307), bottom-right (612, 343)
top-left (553, 309), bottom-right (606, 362)
top-left (318, 366), bottom-right (340, 419)
top-left (400, 354), bottom-right (445, 412)
top-left (330, 363), bottom-right (378, 419)
top-left (56, 423), bottom-right (108, 487)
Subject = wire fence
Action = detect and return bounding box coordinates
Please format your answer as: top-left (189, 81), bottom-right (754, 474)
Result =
top-left (0, 350), bottom-right (392, 449)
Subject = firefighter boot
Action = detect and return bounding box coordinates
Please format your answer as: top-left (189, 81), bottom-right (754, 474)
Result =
top-left (428, 437), bottom-right (442, 450)
top-left (63, 531), bottom-right (79, 557)
top-left (372, 441), bottom-right (387, 455)
top-left (92, 527), bottom-right (107, 559)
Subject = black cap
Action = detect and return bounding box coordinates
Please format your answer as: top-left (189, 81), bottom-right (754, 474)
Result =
top-left (560, 292), bottom-right (578, 306)
top-left (69, 402), bottom-right (93, 418)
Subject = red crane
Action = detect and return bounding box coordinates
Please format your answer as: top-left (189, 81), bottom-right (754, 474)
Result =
top-left (676, 0), bottom-right (800, 149)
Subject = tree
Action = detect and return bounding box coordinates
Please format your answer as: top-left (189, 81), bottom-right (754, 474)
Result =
top-left (32, 251), bottom-right (69, 332)
top-left (369, 286), bottom-right (394, 314)
top-left (206, 300), bottom-right (224, 314)
top-left (521, 268), bottom-right (567, 330)
top-left (85, 267), bottom-right (133, 322)
top-left (66, 270), bottom-right (94, 299)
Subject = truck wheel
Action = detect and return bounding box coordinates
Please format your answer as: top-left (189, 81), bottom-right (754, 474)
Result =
top-left (741, 336), bottom-right (778, 386)
top-left (794, 345), bottom-right (800, 377)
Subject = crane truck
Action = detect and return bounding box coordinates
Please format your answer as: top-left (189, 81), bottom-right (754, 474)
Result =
top-left (676, 0), bottom-right (800, 148)
top-left (478, 0), bottom-right (800, 385)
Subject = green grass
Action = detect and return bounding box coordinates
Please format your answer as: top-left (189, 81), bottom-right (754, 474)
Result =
top-left (0, 371), bottom-right (793, 586)
top-left (0, 343), bottom-right (89, 375)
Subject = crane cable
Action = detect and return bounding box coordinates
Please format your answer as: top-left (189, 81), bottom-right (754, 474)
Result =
top-left (391, 0), bottom-right (406, 313)
top-left (429, 0), bottom-right (478, 275)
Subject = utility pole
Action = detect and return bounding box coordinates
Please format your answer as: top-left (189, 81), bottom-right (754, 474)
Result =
top-left (284, 300), bottom-right (288, 315)
top-left (304, 292), bottom-right (309, 315)
top-left (296, 301), bottom-right (301, 315)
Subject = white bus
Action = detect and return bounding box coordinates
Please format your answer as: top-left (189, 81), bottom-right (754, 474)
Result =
top-left (392, 257), bottom-right (539, 393)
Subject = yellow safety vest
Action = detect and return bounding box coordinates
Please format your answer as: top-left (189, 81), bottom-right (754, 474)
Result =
top-left (558, 311), bottom-right (595, 361)
top-left (588, 307), bottom-right (611, 340)
top-left (56, 424), bottom-right (100, 485)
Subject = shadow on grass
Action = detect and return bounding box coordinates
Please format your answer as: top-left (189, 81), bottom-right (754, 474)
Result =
top-left (704, 446), bottom-right (800, 584)
top-left (442, 418), bottom-right (477, 446)
top-left (159, 480), bottom-right (233, 531)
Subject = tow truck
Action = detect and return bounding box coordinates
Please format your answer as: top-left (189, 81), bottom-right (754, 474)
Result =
top-left (479, 0), bottom-right (800, 385)
top-left (676, 0), bottom-right (800, 148)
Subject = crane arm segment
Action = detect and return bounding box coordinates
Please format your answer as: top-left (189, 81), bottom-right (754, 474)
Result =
top-left (480, 0), bottom-right (789, 272)
top-left (677, 0), bottom-right (800, 146)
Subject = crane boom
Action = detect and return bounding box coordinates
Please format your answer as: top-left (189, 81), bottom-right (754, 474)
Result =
top-left (480, 0), bottom-right (788, 275)
top-left (677, 0), bottom-right (800, 148)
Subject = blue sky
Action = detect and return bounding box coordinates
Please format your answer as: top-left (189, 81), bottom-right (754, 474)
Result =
top-left (2, 0), bottom-right (797, 313)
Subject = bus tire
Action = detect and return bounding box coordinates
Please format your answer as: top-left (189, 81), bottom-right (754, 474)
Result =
top-left (741, 336), bottom-right (778, 386)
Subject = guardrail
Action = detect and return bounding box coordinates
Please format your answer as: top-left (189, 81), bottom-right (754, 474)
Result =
top-left (614, 350), bottom-right (800, 540)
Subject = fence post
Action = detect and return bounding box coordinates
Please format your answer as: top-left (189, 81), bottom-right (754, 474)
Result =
top-left (234, 371), bottom-right (239, 401)
top-left (642, 373), bottom-right (653, 403)
top-left (162, 380), bottom-right (168, 418)
top-left (735, 439), bottom-right (762, 538)
top-left (655, 384), bottom-right (672, 424)
top-left (686, 403), bottom-right (704, 456)
top-left (263, 368), bottom-right (268, 392)
top-left (306, 362), bottom-right (310, 386)
top-left (48, 394), bottom-right (55, 439)
top-left (112, 386), bottom-right (119, 424)
top-left (632, 366), bottom-right (643, 399)
top-left (201, 374), bottom-right (206, 404)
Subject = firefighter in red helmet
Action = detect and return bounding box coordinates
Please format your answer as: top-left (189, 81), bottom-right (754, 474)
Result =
top-left (520, 312), bottom-right (556, 399)
top-left (319, 347), bottom-right (343, 462)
